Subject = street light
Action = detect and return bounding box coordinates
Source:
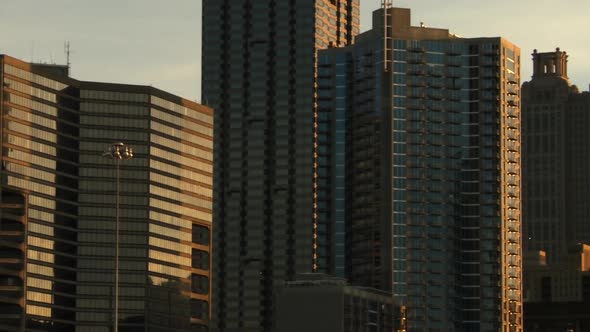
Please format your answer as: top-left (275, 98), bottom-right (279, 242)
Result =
top-left (102, 142), bottom-right (133, 332)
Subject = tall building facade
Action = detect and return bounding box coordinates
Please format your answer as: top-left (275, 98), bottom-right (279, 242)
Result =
top-left (522, 49), bottom-right (590, 263)
top-left (0, 54), bottom-right (213, 332)
top-left (201, 1), bottom-right (358, 331)
top-left (1, 57), bottom-right (82, 331)
top-left (318, 7), bottom-right (523, 331)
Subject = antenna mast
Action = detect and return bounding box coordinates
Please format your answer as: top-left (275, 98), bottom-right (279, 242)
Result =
top-left (64, 41), bottom-right (71, 69)
top-left (382, 0), bottom-right (393, 71)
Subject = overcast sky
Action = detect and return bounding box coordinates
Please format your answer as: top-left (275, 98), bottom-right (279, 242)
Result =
top-left (1, 0), bottom-right (589, 102)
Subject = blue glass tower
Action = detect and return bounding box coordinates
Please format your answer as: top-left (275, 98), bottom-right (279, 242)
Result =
top-left (318, 7), bottom-right (523, 332)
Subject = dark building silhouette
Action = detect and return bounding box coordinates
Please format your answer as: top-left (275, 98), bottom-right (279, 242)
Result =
top-left (522, 48), bottom-right (590, 332)
top-left (275, 274), bottom-right (401, 332)
top-left (523, 244), bottom-right (590, 332)
top-left (317, 6), bottom-right (522, 331)
top-left (0, 54), bottom-right (213, 332)
top-left (201, 1), bottom-right (359, 331)
top-left (522, 49), bottom-right (590, 264)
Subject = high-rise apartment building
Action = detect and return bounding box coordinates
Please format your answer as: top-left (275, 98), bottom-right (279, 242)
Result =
top-left (318, 7), bottom-right (522, 331)
top-left (522, 49), bottom-right (590, 263)
top-left (201, 1), bottom-right (359, 331)
top-left (0, 54), bottom-right (213, 332)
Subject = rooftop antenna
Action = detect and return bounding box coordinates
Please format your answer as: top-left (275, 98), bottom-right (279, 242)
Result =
top-left (64, 41), bottom-right (72, 70)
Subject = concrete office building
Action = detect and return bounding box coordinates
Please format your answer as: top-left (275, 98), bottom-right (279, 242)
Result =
top-left (0, 54), bottom-right (213, 332)
top-left (522, 49), bottom-right (590, 264)
top-left (275, 274), bottom-right (401, 332)
top-left (201, 1), bottom-right (359, 331)
top-left (318, 6), bottom-right (522, 331)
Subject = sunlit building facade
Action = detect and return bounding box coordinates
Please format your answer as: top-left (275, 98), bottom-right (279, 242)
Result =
top-left (318, 7), bottom-right (523, 332)
top-left (0, 57), bottom-right (79, 331)
top-left (0, 54), bottom-right (213, 332)
top-left (202, 1), bottom-right (358, 331)
top-left (76, 85), bottom-right (213, 332)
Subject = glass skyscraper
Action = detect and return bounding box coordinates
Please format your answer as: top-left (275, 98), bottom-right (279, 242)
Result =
top-left (201, 1), bottom-right (359, 331)
top-left (0, 54), bottom-right (213, 332)
top-left (318, 7), bottom-right (523, 332)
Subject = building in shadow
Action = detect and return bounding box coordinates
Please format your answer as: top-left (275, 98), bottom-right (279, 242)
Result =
top-left (523, 244), bottom-right (590, 332)
top-left (522, 48), bottom-right (590, 264)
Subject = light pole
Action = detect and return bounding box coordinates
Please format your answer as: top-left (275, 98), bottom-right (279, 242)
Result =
top-left (102, 142), bottom-right (133, 332)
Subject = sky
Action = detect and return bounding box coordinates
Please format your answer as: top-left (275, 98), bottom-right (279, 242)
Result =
top-left (1, 0), bottom-right (589, 103)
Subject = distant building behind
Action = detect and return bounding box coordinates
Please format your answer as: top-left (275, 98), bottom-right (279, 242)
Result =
top-left (522, 48), bottom-right (590, 264)
top-left (524, 244), bottom-right (590, 303)
top-left (318, 6), bottom-right (522, 331)
top-left (0, 54), bottom-right (212, 332)
top-left (275, 274), bottom-right (402, 332)
top-left (523, 244), bottom-right (590, 332)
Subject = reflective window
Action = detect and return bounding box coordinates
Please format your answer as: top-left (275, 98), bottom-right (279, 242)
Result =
top-left (191, 249), bottom-right (209, 270)
top-left (149, 236), bottom-right (191, 255)
top-left (80, 116), bottom-right (148, 128)
top-left (5, 162), bottom-right (56, 183)
top-left (151, 172), bottom-right (212, 198)
top-left (191, 275), bottom-right (209, 294)
top-left (81, 90), bottom-right (149, 102)
top-left (190, 299), bottom-right (209, 320)
top-left (6, 121), bottom-right (57, 143)
top-left (5, 106), bottom-right (56, 129)
top-left (151, 198), bottom-right (211, 223)
top-left (27, 263), bottom-right (54, 277)
top-left (150, 210), bottom-right (192, 229)
top-left (8, 176), bottom-right (56, 196)
top-left (27, 250), bottom-right (54, 263)
top-left (4, 64), bottom-right (68, 90)
top-left (151, 134), bottom-right (212, 161)
top-left (80, 102), bottom-right (148, 116)
top-left (150, 158), bottom-right (212, 184)
top-left (192, 224), bottom-right (210, 246)
top-left (148, 262), bottom-right (191, 279)
top-left (151, 97), bottom-right (213, 124)
top-left (6, 134), bottom-right (56, 156)
top-left (27, 236), bottom-right (54, 250)
top-left (26, 304), bottom-right (51, 317)
top-left (151, 120), bottom-right (213, 149)
top-left (4, 78), bottom-right (56, 103)
top-left (149, 223), bottom-right (191, 242)
top-left (27, 277), bottom-right (52, 290)
top-left (80, 128), bottom-right (148, 141)
top-left (6, 93), bottom-right (58, 116)
top-left (149, 249), bottom-right (191, 267)
top-left (6, 146), bottom-right (56, 169)
top-left (150, 184), bottom-right (212, 210)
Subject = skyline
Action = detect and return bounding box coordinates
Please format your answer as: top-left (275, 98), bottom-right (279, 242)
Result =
top-left (1, 0), bottom-right (589, 102)
top-left (1, 1), bottom-right (587, 331)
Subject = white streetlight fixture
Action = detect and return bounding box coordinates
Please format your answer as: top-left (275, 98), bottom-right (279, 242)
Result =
top-left (102, 142), bottom-right (133, 332)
